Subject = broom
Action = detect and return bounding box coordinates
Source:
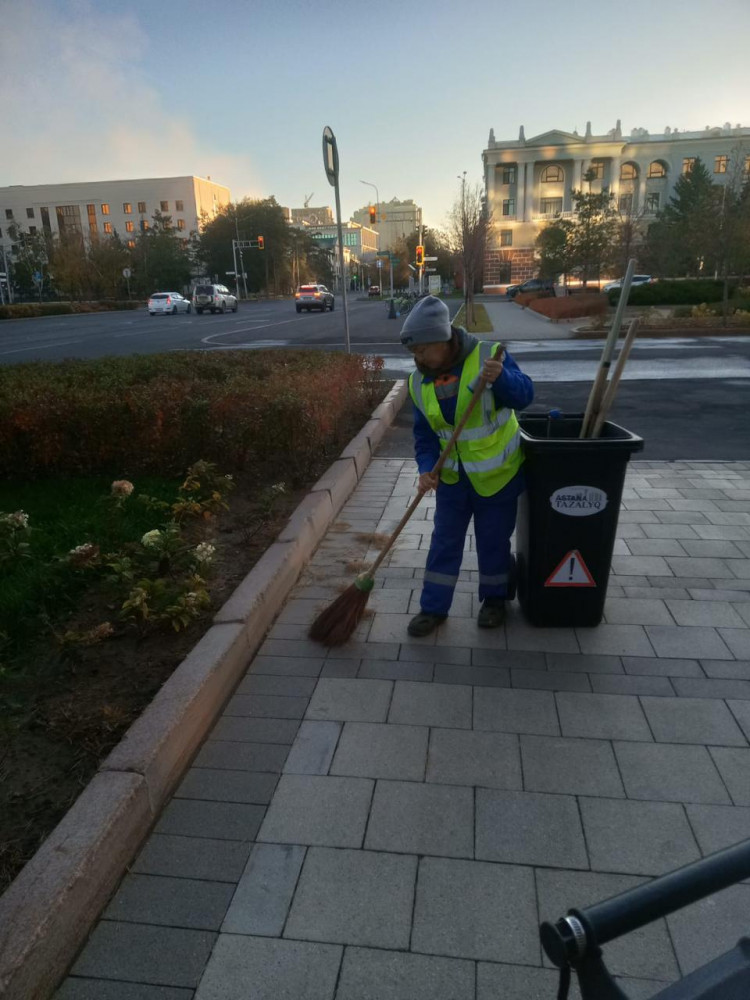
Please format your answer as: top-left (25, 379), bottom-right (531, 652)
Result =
top-left (309, 368), bottom-right (496, 646)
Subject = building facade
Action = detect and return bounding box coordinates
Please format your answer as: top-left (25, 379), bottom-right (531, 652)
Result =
top-left (0, 175), bottom-right (231, 253)
top-left (289, 221), bottom-right (380, 292)
top-left (482, 121), bottom-right (750, 290)
top-left (351, 198), bottom-right (420, 251)
top-left (289, 205), bottom-right (333, 227)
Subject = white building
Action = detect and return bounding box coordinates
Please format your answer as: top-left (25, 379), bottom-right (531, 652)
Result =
top-left (482, 121), bottom-right (750, 290)
top-left (351, 198), bottom-right (421, 251)
top-left (0, 175), bottom-right (231, 253)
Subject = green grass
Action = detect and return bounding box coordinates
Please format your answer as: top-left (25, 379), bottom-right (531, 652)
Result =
top-left (452, 303), bottom-right (493, 334)
top-left (0, 475), bottom-right (177, 650)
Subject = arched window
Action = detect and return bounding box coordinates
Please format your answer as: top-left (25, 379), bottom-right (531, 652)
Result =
top-left (620, 162), bottom-right (639, 180)
top-left (541, 164), bottom-right (564, 183)
top-left (647, 160), bottom-right (667, 178)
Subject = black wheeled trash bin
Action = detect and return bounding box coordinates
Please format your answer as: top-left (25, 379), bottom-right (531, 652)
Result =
top-left (516, 414), bottom-right (643, 627)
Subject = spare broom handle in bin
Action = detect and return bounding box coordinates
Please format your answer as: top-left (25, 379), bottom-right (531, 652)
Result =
top-left (367, 373), bottom-right (493, 577)
top-left (542, 838), bottom-right (750, 969)
top-left (580, 259), bottom-right (636, 438)
top-left (591, 318), bottom-right (639, 438)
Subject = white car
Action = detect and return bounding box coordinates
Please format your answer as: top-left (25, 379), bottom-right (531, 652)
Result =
top-left (193, 283), bottom-right (238, 314)
top-left (602, 275), bottom-right (653, 292)
top-left (148, 292), bottom-right (192, 315)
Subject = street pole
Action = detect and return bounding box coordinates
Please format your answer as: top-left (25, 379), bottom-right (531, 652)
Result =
top-left (231, 239), bottom-right (240, 300)
top-left (234, 213), bottom-right (242, 300)
top-left (324, 126), bottom-right (351, 353)
top-left (389, 257), bottom-right (393, 297)
top-left (418, 207), bottom-right (423, 294)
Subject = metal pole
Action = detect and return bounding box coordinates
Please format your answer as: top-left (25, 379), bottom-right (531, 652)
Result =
top-left (418, 207), bottom-right (423, 294)
top-left (232, 239), bottom-right (240, 301)
top-left (389, 257), bottom-right (393, 297)
top-left (333, 178), bottom-right (351, 353)
top-left (234, 213), bottom-right (242, 300)
top-left (240, 247), bottom-right (248, 299)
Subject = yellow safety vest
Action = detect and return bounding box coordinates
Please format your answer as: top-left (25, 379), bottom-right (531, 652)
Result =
top-left (409, 340), bottom-right (523, 497)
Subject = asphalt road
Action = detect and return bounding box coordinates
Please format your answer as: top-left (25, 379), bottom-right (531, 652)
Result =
top-left (1, 298), bottom-right (748, 460)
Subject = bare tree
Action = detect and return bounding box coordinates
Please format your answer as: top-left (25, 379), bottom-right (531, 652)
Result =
top-left (449, 178), bottom-right (490, 328)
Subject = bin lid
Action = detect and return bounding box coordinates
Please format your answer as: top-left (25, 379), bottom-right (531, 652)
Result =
top-left (519, 413), bottom-right (644, 455)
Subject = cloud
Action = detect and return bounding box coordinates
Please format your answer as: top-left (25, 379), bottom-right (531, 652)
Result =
top-left (0, 0), bottom-right (256, 197)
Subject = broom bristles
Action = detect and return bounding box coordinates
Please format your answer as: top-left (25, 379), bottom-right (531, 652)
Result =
top-left (308, 582), bottom-right (372, 646)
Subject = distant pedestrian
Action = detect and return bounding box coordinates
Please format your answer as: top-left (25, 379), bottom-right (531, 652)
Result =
top-left (400, 296), bottom-right (534, 636)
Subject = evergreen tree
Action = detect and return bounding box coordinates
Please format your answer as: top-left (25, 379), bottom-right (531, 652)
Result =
top-left (643, 158), bottom-right (719, 276)
top-left (566, 169), bottom-right (619, 285)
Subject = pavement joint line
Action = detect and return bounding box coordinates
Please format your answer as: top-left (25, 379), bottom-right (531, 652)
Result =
top-left (0, 378), bottom-right (409, 1000)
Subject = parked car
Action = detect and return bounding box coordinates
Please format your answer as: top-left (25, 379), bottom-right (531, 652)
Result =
top-left (602, 275), bottom-right (653, 292)
top-left (148, 292), bottom-right (192, 315)
top-left (368, 285), bottom-right (381, 297)
top-left (192, 284), bottom-right (238, 314)
top-left (506, 277), bottom-right (556, 299)
top-left (295, 284), bottom-right (334, 312)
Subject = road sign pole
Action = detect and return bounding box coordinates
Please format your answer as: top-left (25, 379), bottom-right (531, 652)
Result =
top-left (389, 258), bottom-right (393, 297)
top-left (323, 126), bottom-right (350, 353)
top-left (231, 239), bottom-right (240, 301)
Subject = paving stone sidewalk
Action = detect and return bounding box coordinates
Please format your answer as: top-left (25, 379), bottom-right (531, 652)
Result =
top-left (57, 459), bottom-right (750, 1000)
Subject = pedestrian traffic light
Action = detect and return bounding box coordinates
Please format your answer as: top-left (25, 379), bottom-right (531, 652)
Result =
top-left (415, 245), bottom-right (424, 266)
top-left (257, 235), bottom-right (264, 250)
top-left (368, 206), bottom-right (377, 225)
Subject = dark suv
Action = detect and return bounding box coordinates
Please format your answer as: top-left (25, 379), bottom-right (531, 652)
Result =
top-left (506, 278), bottom-right (556, 299)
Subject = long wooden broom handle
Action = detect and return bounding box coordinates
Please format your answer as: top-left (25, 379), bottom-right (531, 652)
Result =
top-left (366, 370), bottom-right (494, 576)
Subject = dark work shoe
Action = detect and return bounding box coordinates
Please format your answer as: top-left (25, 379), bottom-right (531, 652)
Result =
top-left (407, 612), bottom-right (447, 637)
top-left (477, 598), bottom-right (505, 629)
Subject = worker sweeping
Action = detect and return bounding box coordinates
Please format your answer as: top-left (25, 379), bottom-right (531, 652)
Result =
top-left (401, 296), bottom-right (534, 637)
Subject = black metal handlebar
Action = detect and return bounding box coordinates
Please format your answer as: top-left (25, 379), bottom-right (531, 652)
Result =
top-left (541, 838), bottom-right (750, 970)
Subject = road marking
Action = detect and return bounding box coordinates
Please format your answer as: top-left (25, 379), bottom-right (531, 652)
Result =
top-left (0, 338), bottom-right (84, 356)
top-left (201, 317), bottom-right (306, 345)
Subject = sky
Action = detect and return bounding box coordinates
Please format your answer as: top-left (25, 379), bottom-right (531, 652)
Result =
top-left (3, 0), bottom-right (750, 231)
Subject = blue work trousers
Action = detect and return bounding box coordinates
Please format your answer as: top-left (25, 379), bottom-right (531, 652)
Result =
top-left (420, 467), bottom-right (523, 616)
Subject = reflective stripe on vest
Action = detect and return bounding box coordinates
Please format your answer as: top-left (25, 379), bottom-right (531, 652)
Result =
top-left (409, 340), bottom-right (523, 497)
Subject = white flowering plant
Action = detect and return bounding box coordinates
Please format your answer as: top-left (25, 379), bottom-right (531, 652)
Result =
top-left (0, 510), bottom-right (31, 563)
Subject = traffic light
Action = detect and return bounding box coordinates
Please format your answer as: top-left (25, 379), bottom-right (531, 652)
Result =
top-left (368, 206), bottom-right (377, 225)
top-left (415, 245), bottom-right (424, 266)
top-left (257, 235), bottom-right (264, 250)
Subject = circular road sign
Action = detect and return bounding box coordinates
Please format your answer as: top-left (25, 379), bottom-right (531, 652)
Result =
top-left (122, 267), bottom-right (131, 279)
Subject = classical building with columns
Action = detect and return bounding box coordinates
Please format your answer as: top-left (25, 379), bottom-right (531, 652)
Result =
top-left (482, 121), bottom-right (750, 291)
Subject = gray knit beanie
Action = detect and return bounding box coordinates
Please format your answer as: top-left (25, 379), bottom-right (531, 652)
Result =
top-left (400, 295), bottom-right (451, 347)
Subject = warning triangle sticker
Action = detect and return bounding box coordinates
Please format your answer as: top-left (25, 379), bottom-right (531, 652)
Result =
top-left (544, 549), bottom-right (596, 588)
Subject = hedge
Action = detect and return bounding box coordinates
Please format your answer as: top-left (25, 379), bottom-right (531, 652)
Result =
top-left (530, 294), bottom-right (608, 321)
top-left (514, 291), bottom-right (554, 308)
top-left (0, 301), bottom-right (141, 320)
top-left (608, 280), bottom-right (729, 307)
top-left (0, 350), bottom-right (385, 480)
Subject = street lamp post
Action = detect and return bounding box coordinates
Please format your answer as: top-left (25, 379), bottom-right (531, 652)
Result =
top-left (360, 179), bottom-right (380, 235)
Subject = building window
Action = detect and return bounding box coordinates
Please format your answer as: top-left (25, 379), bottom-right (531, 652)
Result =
top-left (541, 164), bottom-right (563, 183)
top-left (589, 160), bottom-right (605, 179)
top-left (619, 194), bottom-right (633, 214)
top-left (502, 199), bottom-right (515, 216)
top-left (123, 202), bottom-right (132, 214)
top-left (175, 199), bottom-right (184, 212)
top-left (648, 161), bottom-right (667, 178)
top-left (682, 158), bottom-right (696, 174)
top-left (29, 226), bottom-right (37, 235)
top-left (501, 166), bottom-right (516, 185)
top-left (620, 163), bottom-right (638, 180)
top-left (160, 200), bottom-right (169, 212)
top-left (26, 207), bottom-right (35, 218)
top-left (5, 209), bottom-right (12, 220)
top-left (56, 204), bottom-right (83, 235)
top-left (89, 222), bottom-right (98, 235)
top-left (103, 222), bottom-right (112, 233)
top-left (125, 220), bottom-right (134, 232)
top-left (101, 203), bottom-right (110, 215)
top-left (140, 219), bottom-right (149, 231)
top-left (500, 229), bottom-right (512, 246)
top-left (714, 155), bottom-right (728, 174)
top-left (645, 193), bottom-right (660, 213)
top-left (177, 218), bottom-right (185, 230)
top-left (138, 201), bottom-right (146, 213)
top-left (127, 240), bottom-right (136, 248)
top-left (540, 197), bottom-right (563, 215)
